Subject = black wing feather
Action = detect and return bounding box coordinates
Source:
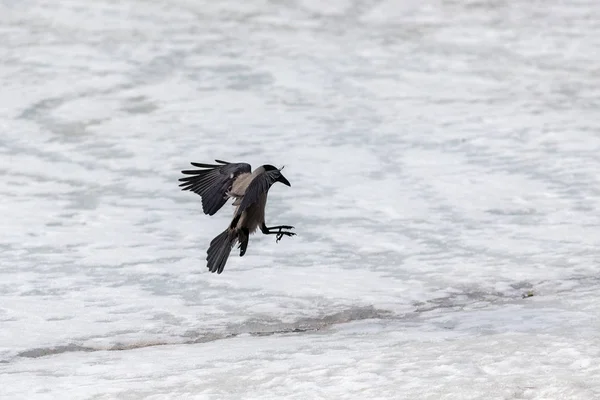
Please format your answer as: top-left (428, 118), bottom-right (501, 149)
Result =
top-left (179, 160), bottom-right (251, 216)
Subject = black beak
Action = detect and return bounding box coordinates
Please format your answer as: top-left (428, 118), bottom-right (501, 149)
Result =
top-left (278, 174), bottom-right (291, 187)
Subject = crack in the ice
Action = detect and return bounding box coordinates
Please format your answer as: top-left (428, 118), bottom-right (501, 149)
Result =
top-left (10, 280), bottom-right (581, 363)
top-left (17, 344), bottom-right (95, 359)
top-left (12, 306), bottom-right (392, 361)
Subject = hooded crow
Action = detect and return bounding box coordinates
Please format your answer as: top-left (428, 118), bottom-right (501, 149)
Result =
top-left (179, 159), bottom-right (295, 274)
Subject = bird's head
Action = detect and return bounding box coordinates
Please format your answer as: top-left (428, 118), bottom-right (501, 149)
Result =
top-left (263, 164), bottom-right (291, 187)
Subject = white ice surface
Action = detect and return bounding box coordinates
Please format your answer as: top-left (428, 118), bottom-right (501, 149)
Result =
top-left (1, 0), bottom-right (600, 399)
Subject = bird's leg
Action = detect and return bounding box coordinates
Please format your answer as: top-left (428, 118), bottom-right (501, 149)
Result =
top-left (237, 227), bottom-right (249, 257)
top-left (265, 225), bottom-right (294, 231)
top-left (260, 223), bottom-right (296, 243)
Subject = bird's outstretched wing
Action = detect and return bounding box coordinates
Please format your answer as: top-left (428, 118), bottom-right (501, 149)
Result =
top-left (234, 168), bottom-right (279, 218)
top-left (179, 159), bottom-right (251, 216)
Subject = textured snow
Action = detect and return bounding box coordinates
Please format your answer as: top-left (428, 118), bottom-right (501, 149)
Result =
top-left (1, 0), bottom-right (600, 399)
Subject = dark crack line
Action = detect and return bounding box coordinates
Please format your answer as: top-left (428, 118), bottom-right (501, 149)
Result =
top-left (6, 278), bottom-right (588, 364)
top-left (7, 306), bottom-right (392, 362)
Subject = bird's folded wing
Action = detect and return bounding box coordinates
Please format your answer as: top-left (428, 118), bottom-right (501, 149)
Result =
top-left (179, 160), bottom-right (251, 215)
top-left (234, 169), bottom-right (279, 218)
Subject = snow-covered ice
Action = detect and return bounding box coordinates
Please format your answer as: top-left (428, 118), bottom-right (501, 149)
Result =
top-left (1, 0), bottom-right (600, 398)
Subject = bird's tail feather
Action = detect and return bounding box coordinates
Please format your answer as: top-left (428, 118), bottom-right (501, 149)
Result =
top-left (206, 229), bottom-right (236, 274)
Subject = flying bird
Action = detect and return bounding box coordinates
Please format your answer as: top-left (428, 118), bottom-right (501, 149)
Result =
top-left (179, 159), bottom-right (296, 274)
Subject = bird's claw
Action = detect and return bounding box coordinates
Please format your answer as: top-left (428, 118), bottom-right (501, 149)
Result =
top-left (276, 231), bottom-right (296, 243)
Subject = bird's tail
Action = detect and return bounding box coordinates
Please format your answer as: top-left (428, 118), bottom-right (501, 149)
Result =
top-left (206, 229), bottom-right (237, 274)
